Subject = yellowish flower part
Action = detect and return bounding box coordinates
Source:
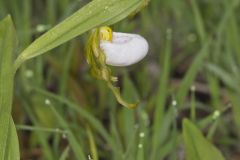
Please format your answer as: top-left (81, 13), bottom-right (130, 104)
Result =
top-left (100, 26), bottom-right (113, 41)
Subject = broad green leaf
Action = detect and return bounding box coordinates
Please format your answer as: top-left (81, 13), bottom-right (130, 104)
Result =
top-left (183, 119), bottom-right (225, 160)
top-left (14, 0), bottom-right (148, 71)
top-left (0, 16), bottom-right (19, 160)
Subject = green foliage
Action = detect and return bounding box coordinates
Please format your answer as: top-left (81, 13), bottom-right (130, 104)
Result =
top-left (14, 0), bottom-right (147, 71)
top-left (1, 0), bottom-right (240, 159)
top-left (0, 16), bottom-right (19, 160)
top-left (183, 119), bottom-right (225, 160)
top-left (0, 0), bottom-right (148, 159)
top-left (151, 29), bottom-right (172, 160)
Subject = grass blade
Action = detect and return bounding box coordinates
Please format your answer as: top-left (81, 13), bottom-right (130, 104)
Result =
top-left (5, 118), bottom-right (20, 160)
top-left (0, 15), bottom-right (19, 160)
top-left (176, 40), bottom-right (210, 106)
top-left (151, 29), bottom-right (172, 160)
top-left (59, 146), bottom-right (70, 160)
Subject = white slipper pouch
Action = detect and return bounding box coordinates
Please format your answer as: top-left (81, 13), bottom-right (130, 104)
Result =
top-left (100, 32), bottom-right (149, 66)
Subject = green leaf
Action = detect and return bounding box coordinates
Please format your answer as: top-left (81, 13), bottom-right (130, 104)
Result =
top-left (49, 105), bottom-right (85, 160)
top-left (183, 119), bottom-right (225, 160)
top-left (86, 126), bottom-right (98, 160)
top-left (151, 29), bottom-right (172, 160)
top-left (206, 63), bottom-right (240, 92)
top-left (33, 87), bottom-right (119, 155)
top-left (14, 0), bottom-right (147, 71)
top-left (0, 16), bottom-right (19, 160)
top-left (59, 146), bottom-right (70, 160)
top-left (190, 0), bottom-right (206, 44)
top-left (176, 39), bottom-right (210, 106)
top-left (5, 118), bottom-right (20, 160)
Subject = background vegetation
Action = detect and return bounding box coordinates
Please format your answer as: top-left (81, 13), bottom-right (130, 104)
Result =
top-left (1, 0), bottom-right (240, 159)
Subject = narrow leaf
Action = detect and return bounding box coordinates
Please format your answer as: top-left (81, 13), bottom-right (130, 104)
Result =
top-left (59, 146), bottom-right (70, 160)
top-left (176, 40), bottom-right (210, 106)
top-left (5, 118), bottom-right (20, 160)
top-left (183, 119), bottom-right (225, 160)
top-left (0, 15), bottom-right (19, 160)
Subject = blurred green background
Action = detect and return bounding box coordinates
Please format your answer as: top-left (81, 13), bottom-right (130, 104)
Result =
top-left (1, 0), bottom-right (240, 159)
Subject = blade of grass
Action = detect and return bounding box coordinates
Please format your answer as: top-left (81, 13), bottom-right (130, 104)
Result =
top-left (176, 39), bottom-right (210, 106)
top-left (59, 146), bottom-right (70, 160)
top-left (59, 42), bottom-right (75, 97)
top-left (190, 0), bottom-right (206, 43)
top-left (86, 126), bottom-right (98, 160)
top-left (123, 127), bottom-right (138, 159)
top-left (228, 92), bottom-right (240, 137)
top-left (206, 63), bottom-right (240, 92)
top-left (223, 0), bottom-right (240, 64)
top-left (33, 88), bottom-right (119, 154)
top-left (110, 111), bottom-right (124, 159)
top-left (121, 73), bottom-right (139, 146)
top-left (47, 0), bottom-right (56, 24)
top-left (178, 0), bottom-right (239, 107)
top-left (151, 107), bottom-right (175, 160)
top-left (16, 125), bottom-right (67, 134)
top-left (49, 104), bottom-right (86, 160)
top-left (4, 118), bottom-right (20, 160)
top-left (151, 29), bottom-right (172, 160)
top-left (0, 15), bottom-right (19, 160)
top-left (22, 101), bottom-right (54, 160)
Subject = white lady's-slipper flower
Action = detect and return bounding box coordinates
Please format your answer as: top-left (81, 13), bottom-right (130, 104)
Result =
top-left (85, 26), bottom-right (148, 109)
top-left (99, 27), bottom-right (149, 66)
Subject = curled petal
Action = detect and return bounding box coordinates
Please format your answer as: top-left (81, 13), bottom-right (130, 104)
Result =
top-left (100, 32), bottom-right (149, 66)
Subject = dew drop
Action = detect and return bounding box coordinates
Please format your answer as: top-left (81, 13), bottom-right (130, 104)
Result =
top-left (191, 85), bottom-right (196, 92)
top-left (139, 132), bottom-right (145, 138)
top-left (172, 100), bottom-right (177, 106)
top-left (138, 143), bottom-right (143, 149)
top-left (212, 110), bottom-right (220, 120)
top-left (88, 155), bottom-right (93, 160)
top-left (62, 133), bottom-right (67, 139)
top-left (45, 99), bottom-right (51, 105)
top-left (25, 70), bottom-right (34, 78)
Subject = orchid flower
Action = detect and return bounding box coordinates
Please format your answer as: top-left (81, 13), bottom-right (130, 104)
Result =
top-left (100, 27), bottom-right (148, 66)
top-left (85, 27), bottom-right (149, 109)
